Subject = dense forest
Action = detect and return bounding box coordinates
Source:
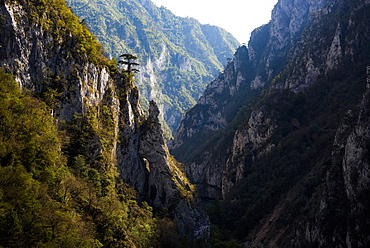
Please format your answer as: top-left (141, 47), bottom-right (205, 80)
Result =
top-left (0, 68), bottom-right (153, 247)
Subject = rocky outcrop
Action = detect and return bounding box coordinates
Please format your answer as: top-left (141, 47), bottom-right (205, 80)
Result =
top-left (241, 1), bottom-right (370, 243)
top-left (118, 99), bottom-right (210, 238)
top-left (277, 0), bottom-right (370, 91)
top-left (249, 0), bottom-right (328, 87)
top-left (252, 66), bottom-right (370, 247)
top-left (138, 100), bottom-right (183, 208)
top-left (173, 0), bottom-right (370, 199)
top-left (0, 1), bottom-right (114, 121)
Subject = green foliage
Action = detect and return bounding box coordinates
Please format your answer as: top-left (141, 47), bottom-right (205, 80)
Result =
top-left (0, 165), bottom-right (102, 248)
top-left (0, 70), bottom-right (100, 247)
top-left (0, 69), bottom-right (165, 247)
top-left (1, 0), bottom-right (211, 244)
top-left (167, 155), bottom-right (195, 202)
top-left (0, 70), bottom-right (61, 172)
top-left (206, 201), bottom-right (242, 248)
top-left (11, 0), bottom-right (109, 65)
top-left (119, 53), bottom-right (140, 74)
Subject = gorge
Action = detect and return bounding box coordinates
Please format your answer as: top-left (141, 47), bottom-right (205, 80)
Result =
top-left (1, 0), bottom-right (370, 247)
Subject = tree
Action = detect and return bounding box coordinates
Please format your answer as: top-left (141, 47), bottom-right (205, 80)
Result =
top-left (118, 54), bottom-right (140, 73)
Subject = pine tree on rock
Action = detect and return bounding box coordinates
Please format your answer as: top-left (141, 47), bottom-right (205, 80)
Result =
top-left (119, 54), bottom-right (140, 74)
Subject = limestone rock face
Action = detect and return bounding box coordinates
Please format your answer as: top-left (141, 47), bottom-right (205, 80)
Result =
top-left (173, 0), bottom-right (370, 202)
top-left (223, 109), bottom-right (277, 196)
top-left (119, 100), bottom-right (210, 238)
top-left (239, 0), bottom-right (370, 241)
top-left (173, 0), bottom-right (328, 149)
top-left (171, 45), bottom-right (250, 150)
top-left (172, 2), bottom-right (370, 245)
top-left (276, 0), bottom-right (370, 92)
top-left (237, 67), bottom-right (370, 247)
top-left (0, 2), bottom-right (115, 121)
top-left (138, 101), bottom-right (177, 208)
top-left (250, 0), bottom-right (328, 85)
top-left (326, 23), bottom-right (343, 71)
top-left (170, 46), bottom-right (252, 199)
top-left (116, 86), bottom-right (148, 198)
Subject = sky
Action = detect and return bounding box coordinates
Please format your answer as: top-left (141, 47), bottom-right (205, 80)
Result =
top-left (151, 0), bottom-right (278, 44)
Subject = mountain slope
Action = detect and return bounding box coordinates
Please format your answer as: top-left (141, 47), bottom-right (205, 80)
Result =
top-left (66, 0), bottom-right (240, 135)
top-left (171, 0), bottom-right (370, 246)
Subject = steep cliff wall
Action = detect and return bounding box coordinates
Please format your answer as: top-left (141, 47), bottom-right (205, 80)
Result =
top-left (172, 0), bottom-right (329, 199)
top-left (243, 67), bottom-right (370, 247)
top-left (172, 0), bottom-right (370, 245)
top-left (173, 0), bottom-right (331, 145)
top-left (310, 67), bottom-right (370, 247)
top-left (172, 45), bottom-right (251, 149)
top-left (0, 0), bottom-right (209, 241)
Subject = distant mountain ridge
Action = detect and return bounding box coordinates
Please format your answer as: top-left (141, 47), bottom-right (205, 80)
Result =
top-left (66, 0), bottom-right (240, 136)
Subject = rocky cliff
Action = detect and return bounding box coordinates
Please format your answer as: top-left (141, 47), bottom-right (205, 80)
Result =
top-left (241, 66), bottom-right (370, 247)
top-left (303, 66), bottom-right (370, 247)
top-left (172, 0), bottom-right (330, 199)
top-left (172, 0), bottom-right (370, 246)
top-left (0, 0), bottom-right (209, 242)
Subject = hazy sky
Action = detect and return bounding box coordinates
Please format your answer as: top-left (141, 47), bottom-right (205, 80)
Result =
top-left (151, 0), bottom-right (278, 44)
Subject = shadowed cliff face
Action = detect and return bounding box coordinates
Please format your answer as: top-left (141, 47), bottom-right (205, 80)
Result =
top-left (310, 67), bottom-right (370, 247)
top-left (171, 0), bottom-right (330, 200)
top-left (172, 0), bottom-right (329, 147)
top-left (117, 99), bottom-right (210, 238)
top-left (0, 0), bottom-right (209, 241)
top-left (172, 0), bottom-right (370, 246)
